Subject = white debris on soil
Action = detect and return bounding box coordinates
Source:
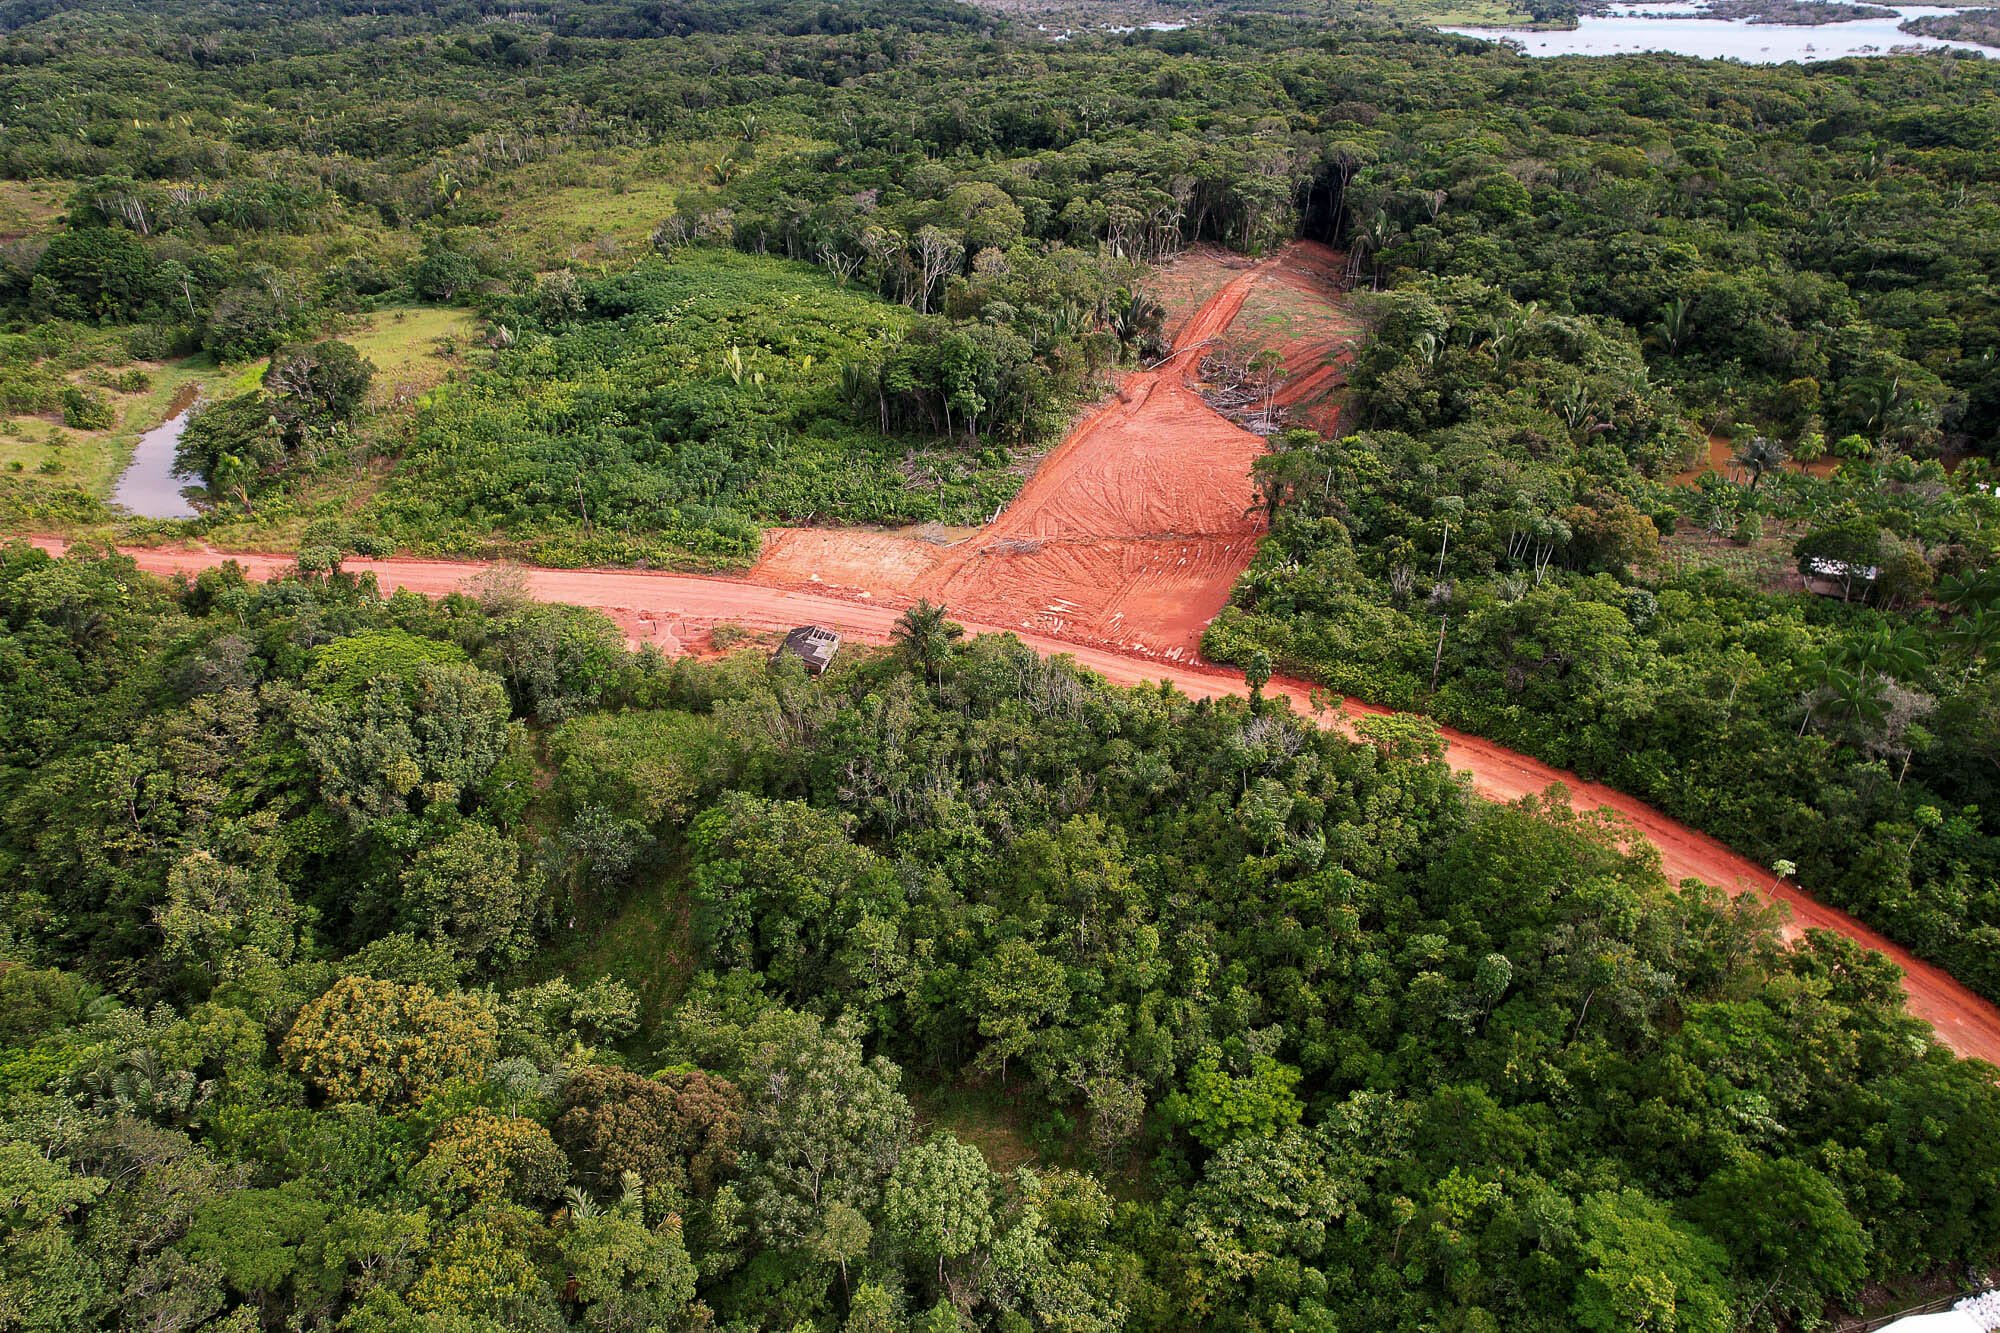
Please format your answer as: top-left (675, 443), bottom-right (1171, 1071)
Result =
top-left (1883, 1290), bottom-right (2000, 1333)
top-left (1957, 1288), bottom-right (2000, 1330)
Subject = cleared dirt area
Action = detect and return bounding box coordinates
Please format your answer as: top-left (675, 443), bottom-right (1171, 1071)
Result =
top-left (754, 524), bottom-right (965, 592)
top-left (1251, 243), bottom-right (1363, 434)
top-left (1672, 431), bottom-right (1840, 485)
top-left (747, 241), bottom-right (1354, 659)
top-left (1149, 244), bottom-right (1260, 336)
top-left (29, 534), bottom-right (2000, 1067)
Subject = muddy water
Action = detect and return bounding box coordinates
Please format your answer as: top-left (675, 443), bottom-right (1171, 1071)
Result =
top-left (1672, 433), bottom-right (1840, 485)
top-left (112, 385), bottom-right (202, 519)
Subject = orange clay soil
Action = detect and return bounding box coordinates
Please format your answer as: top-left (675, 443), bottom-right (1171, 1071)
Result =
top-left (1220, 241), bottom-right (1361, 435)
top-left (753, 239), bottom-right (1355, 661)
top-left (1673, 432), bottom-right (1840, 486)
top-left (30, 535), bottom-right (2000, 1068)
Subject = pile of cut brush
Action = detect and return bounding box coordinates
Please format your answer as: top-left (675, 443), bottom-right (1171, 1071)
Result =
top-left (1198, 345), bottom-right (1288, 436)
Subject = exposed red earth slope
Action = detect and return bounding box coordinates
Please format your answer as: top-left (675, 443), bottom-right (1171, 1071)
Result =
top-left (753, 242), bottom-right (1355, 661)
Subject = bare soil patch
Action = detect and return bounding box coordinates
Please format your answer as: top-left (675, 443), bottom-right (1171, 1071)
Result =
top-left (744, 241), bottom-right (1351, 657)
top-left (754, 525), bottom-right (960, 595)
top-left (1672, 431), bottom-right (1839, 485)
top-left (1148, 245), bottom-right (1259, 339)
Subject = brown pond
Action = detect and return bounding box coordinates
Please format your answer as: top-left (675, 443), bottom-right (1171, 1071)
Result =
top-left (1672, 433), bottom-right (1840, 487)
top-left (111, 383), bottom-right (202, 519)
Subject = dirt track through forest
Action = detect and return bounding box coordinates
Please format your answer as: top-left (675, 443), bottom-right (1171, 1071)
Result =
top-left (29, 241), bottom-right (2000, 1066)
top-left (753, 242), bottom-right (1354, 661)
top-left (28, 541), bottom-right (2000, 1064)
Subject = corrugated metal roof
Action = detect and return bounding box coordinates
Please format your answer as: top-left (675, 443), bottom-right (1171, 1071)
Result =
top-left (774, 625), bottom-right (841, 674)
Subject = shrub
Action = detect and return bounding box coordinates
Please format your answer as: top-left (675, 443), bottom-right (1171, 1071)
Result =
top-left (59, 385), bottom-right (114, 430)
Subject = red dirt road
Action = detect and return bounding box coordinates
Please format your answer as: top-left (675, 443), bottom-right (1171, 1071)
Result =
top-left (752, 243), bottom-right (1356, 662)
top-left (26, 536), bottom-right (2000, 1066)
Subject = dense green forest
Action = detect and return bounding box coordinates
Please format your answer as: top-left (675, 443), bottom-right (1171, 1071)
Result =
top-left (2, 0), bottom-right (2000, 1329)
top-left (5, 542), bottom-right (1999, 1333)
top-left (1204, 278), bottom-right (2000, 1008)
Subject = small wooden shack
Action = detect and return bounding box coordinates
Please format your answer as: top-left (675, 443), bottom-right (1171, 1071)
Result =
top-left (773, 625), bottom-right (841, 675)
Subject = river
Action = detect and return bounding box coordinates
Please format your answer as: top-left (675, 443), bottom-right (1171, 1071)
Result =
top-left (1444, 2), bottom-right (1990, 60)
top-left (111, 388), bottom-right (202, 519)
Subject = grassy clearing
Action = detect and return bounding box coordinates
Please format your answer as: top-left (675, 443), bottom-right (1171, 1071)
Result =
top-left (0, 179), bottom-right (65, 239)
top-left (1662, 528), bottom-right (1807, 595)
top-left (339, 305), bottom-right (478, 405)
top-left (481, 137), bottom-right (836, 268)
top-left (1231, 266), bottom-right (1361, 342)
top-left (911, 1082), bottom-right (1050, 1174)
top-left (509, 872), bottom-right (697, 1035)
top-left (222, 304), bottom-right (477, 407)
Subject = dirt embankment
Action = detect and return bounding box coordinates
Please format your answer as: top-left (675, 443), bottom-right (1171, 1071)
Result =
top-left (753, 241), bottom-right (1357, 661)
top-left (1215, 242), bottom-right (1361, 436)
top-left (27, 535), bottom-right (2000, 1067)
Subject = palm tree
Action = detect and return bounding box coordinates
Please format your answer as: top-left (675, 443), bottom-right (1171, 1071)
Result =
top-left (1646, 296), bottom-right (1693, 355)
top-left (431, 167), bottom-right (461, 213)
top-left (1111, 290), bottom-right (1165, 359)
top-left (1824, 671), bottom-right (1887, 728)
top-left (1855, 376), bottom-right (1902, 435)
top-left (1798, 657), bottom-right (1878, 735)
top-left (1942, 605), bottom-right (2000, 673)
top-left (1835, 625), bottom-right (1927, 684)
top-left (1940, 568), bottom-right (2000, 614)
top-left (894, 599), bottom-right (964, 682)
top-left (1729, 434), bottom-right (1788, 490)
top-left (1349, 209), bottom-right (1403, 290)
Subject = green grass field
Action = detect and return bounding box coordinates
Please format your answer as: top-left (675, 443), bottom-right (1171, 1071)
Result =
top-left (339, 305), bottom-right (478, 404)
top-left (0, 179), bottom-right (65, 240)
top-left (223, 304), bottom-right (477, 406)
top-left (480, 137), bottom-right (837, 267)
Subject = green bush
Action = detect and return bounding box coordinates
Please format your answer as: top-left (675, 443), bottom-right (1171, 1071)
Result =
top-left (59, 385), bottom-right (114, 430)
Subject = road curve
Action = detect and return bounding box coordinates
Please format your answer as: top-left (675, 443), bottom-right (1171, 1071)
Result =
top-left (24, 536), bottom-right (2000, 1066)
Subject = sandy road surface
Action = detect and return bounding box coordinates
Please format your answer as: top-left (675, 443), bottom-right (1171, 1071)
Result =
top-left (25, 536), bottom-right (2000, 1066)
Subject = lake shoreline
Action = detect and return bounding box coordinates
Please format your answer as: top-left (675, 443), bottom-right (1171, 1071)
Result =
top-left (1444, 0), bottom-right (1991, 59)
